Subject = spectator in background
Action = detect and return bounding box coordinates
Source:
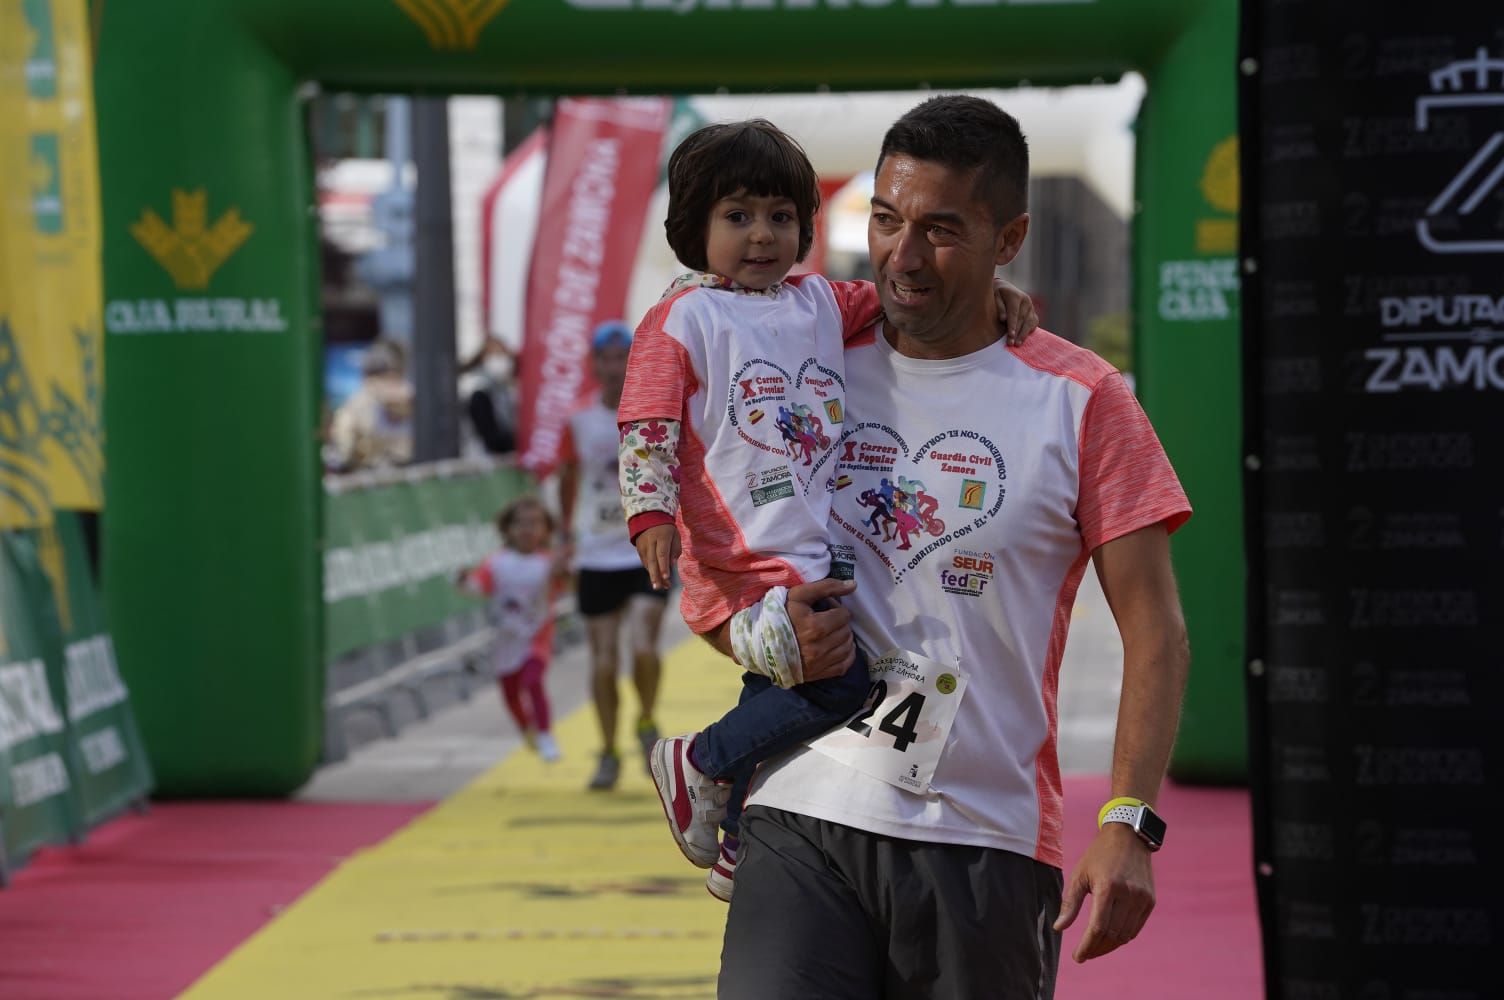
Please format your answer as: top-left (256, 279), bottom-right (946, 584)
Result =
top-left (325, 339), bottom-right (415, 472)
top-left (558, 321), bottom-right (669, 791)
top-left (460, 336), bottom-right (519, 457)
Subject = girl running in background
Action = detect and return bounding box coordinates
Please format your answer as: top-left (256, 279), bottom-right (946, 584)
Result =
top-left (458, 495), bottom-right (569, 763)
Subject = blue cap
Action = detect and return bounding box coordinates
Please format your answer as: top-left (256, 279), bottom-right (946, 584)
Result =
top-left (591, 320), bottom-right (633, 352)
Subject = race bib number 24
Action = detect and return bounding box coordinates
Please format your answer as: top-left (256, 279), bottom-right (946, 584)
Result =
top-left (807, 649), bottom-right (967, 794)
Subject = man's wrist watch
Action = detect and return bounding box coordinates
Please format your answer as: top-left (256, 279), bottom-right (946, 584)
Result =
top-left (1097, 796), bottom-right (1166, 852)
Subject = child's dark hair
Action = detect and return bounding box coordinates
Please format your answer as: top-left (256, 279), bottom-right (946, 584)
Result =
top-left (664, 119), bottom-right (820, 272)
top-left (496, 495), bottom-right (554, 539)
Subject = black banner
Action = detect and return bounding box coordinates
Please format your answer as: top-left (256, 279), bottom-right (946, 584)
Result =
top-left (1242, 5), bottom-right (1501, 998)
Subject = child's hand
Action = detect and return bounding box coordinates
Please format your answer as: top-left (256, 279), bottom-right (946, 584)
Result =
top-left (634, 524), bottom-right (680, 591)
top-left (994, 279), bottom-right (1039, 346)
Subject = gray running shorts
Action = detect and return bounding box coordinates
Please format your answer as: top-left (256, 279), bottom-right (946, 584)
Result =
top-left (718, 805), bottom-right (1063, 999)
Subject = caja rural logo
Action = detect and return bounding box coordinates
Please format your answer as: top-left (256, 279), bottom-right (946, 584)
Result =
top-left (395, 0), bottom-right (509, 50)
top-left (109, 189), bottom-right (286, 334)
top-left (29, 135), bottom-right (62, 234)
top-left (564, 0), bottom-right (1034, 10)
top-left (130, 188), bottom-right (251, 290)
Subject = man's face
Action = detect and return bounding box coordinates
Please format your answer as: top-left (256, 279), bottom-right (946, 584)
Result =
top-left (592, 342), bottom-right (630, 395)
top-left (868, 154), bottom-right (1027, 358)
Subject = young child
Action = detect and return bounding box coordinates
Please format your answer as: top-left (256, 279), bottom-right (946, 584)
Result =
top-left (458, 495), bottom-right (569, 763)
top-left (618, 119), bottom-right (1038, 901)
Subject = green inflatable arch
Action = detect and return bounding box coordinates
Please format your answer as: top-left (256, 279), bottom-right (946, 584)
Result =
top-left (95, 0), bottom-right (1242, 795)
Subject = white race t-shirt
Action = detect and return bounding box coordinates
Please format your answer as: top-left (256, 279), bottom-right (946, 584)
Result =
top-left (563, 402), bottom-right (641, 572)
top-left (748, 328), bottom-right (1191, 869)
top-left (617, 274), bottom-right (879, 632)
top-left (472, 549), bottom-right (555, 677)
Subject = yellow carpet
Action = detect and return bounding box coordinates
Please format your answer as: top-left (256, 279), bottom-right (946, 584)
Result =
top-left (179, 637), bottom-right (742, 1000)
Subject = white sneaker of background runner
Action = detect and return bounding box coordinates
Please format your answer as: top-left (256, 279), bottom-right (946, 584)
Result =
top-left (729, 587), bottom-right (803, 689)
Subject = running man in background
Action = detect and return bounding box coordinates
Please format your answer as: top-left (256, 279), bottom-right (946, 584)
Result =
top-left (558, 321), bottom-right (669, 791)
top-left (456, 495), bottom-right (569, 764)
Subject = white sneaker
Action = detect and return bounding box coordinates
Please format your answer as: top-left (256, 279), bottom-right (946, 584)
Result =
top-left (649, 735), bottom-right (729, 868)
top-left (706, 838), bottom-right (737, 902)
top-left (535, 731), bottom-right (562, 763)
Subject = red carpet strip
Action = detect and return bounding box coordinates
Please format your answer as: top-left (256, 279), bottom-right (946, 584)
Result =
top-left (0, 801), bottom-right (429, 1000)
top-left (1058, 776), bottom-right (1264, 998)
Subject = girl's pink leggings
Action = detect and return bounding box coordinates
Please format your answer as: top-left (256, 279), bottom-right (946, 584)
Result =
top-left (499, 656), bottom-right (551, 733)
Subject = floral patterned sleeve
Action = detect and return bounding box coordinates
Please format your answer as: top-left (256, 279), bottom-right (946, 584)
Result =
top-left (619, 417), bottom-right (681, 519)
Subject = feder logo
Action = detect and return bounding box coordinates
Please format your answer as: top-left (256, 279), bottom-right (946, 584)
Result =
top-left (130, 189), bottom-right (252, 290)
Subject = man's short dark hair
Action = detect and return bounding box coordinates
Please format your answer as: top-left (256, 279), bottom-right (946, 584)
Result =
top-left (664, 119), bottom-right (820, 271)
top-left (877, 96), bottom-right (1029, 227)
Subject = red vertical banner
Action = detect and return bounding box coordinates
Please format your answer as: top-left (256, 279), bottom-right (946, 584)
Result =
top-left (516, 97), bottom-right (670, 475)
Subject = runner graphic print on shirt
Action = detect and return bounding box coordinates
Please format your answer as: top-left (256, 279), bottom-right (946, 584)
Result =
top-left (726, 353), bottom-right (846, 502)
top-left (830, 421), bottom-right (1008, 586)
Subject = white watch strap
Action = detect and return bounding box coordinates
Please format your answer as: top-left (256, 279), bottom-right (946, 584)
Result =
top-left (1101, 804), bottom-right (1141, 827)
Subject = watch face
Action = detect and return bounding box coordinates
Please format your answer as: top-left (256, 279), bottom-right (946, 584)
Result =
top-left (1138, 807), bottom-right (1167, 847)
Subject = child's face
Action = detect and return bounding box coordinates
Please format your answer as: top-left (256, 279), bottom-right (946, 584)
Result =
top-left (704, 190), bottom-right (800, 290)
top-left (506, 506), bottom-right (549, 553)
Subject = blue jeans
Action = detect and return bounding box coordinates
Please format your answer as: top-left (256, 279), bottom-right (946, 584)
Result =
top-left (694, 646), bottom-right (872, 838)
